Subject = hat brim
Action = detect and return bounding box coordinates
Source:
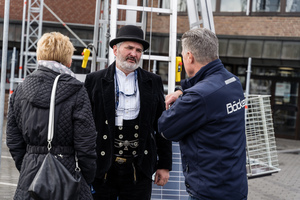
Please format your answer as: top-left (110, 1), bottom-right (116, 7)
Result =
top-left (109, 37), bottom-right (149, 51)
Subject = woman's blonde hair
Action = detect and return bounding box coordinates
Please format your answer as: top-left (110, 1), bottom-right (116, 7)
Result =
top-left (36, 32), bottom-right (75, 66)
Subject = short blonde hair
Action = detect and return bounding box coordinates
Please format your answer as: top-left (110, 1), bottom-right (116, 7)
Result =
top-left (36, 32), bottom-right (75, 66)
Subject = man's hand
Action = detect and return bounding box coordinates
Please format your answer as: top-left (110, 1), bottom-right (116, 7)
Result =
top-left (154, 169), bottom-right (170, 186)
top-left (165, 90), bottom-right (183, 110)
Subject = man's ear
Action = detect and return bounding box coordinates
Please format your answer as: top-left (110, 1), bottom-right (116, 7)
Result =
top-left (113, 45), bottom-right (118, 56)
top-left (187, 52), bottom-right (194, 64)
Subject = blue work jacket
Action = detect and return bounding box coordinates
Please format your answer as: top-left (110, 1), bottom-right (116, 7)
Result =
top-left (158, 59), bottom-right (248, 200)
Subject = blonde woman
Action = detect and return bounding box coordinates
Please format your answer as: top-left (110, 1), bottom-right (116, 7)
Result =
top-left (6, 32), bottom-right (97, 200)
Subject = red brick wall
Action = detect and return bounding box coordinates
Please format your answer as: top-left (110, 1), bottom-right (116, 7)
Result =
top-left (1, 0), bottom-right (95, 25)
top-left (214, 16), bottom-right (300, 37)
top-left (149, 14), bottom-right (300, 37)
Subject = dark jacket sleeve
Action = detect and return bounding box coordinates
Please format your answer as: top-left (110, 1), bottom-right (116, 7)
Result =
top-left (155, 76), bottom-right (172, 171)
top-left (158, 90), bottom-right (206, 142)
top-left (84, 74), bottom-right (93, 106)
top-left (73, 86), bottom-right (97, 184)
top-left (6, 87), bottom-right (27, 171)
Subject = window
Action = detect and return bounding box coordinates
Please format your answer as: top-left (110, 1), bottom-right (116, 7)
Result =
top-left (160, 0), bottom-right (299, 15)
top-left (161, 0), bottom-right (187, 12)
top-left (220, 0), bottom-right (247, 12)
top-left (252, 0), bottom-right (281, 12)
top-left (286, 0), bottom-right (300, 12)
top-left (161, 0), bottom-right (215, 12)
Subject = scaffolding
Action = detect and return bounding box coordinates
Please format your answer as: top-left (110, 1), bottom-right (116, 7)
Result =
top-left (245, 95), bottom-right (281, 177)
top-left (21, 0), bottom-right (44, 79)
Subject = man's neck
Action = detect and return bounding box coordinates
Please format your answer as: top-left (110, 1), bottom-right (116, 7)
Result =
top-left (116, 65), bottom-right (134, 76)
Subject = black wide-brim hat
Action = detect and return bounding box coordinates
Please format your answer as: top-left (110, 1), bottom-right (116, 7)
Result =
top-left (109, 25), bottom-right (149, 51)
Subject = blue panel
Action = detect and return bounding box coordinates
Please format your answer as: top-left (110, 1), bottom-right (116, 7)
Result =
top-left (151, 142), bottom-right (189, 200)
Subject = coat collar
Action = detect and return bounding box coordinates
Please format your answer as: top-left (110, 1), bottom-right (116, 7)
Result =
top-left (181, 59), bottom-right (224, 90)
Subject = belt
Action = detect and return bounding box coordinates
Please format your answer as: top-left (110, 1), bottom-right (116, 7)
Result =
top-left (114, 156), bottom-right (136, 164)
top-left (26, 145), bottom-right (74, 154)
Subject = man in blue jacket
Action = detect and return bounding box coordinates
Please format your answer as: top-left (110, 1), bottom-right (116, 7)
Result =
top-left (158, 28), bottom-right (248, 200)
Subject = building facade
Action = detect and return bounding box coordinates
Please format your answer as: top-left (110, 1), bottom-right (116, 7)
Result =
top-left (1, 0), bottom-right (300, 139)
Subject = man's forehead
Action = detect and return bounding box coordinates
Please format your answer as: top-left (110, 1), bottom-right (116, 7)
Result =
top-left (121, 41), bottom-right (143, 49)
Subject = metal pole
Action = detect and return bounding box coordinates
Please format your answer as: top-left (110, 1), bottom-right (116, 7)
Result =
top-left (100, 0), bottom-right (109, 70)
top-left (245, 57), bottom-right (252, 97)
top-left (19, 0), bottom-right (27, 79)
top-left (167, 0), bottom-right (177, 94)
top-left (246, 0), bottom-right (251, 16)
top-left (109, 0), bottom-right (118, 66)
top-left (244, 57), bottom-right (252, 176)
top-left (9, 47), bottom-right (16, 98)
top-left (91, 0), bottom-right (101, 73)
top-left (0, 0), bottom-right (11, 168)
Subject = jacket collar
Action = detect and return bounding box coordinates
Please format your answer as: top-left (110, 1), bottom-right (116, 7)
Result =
top-left (181, 59), bottom-right (223, 90)
top-left (102, 61), bottom-right (152, 127)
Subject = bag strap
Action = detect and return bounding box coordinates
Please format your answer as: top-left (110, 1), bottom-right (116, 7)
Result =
top-left (46, 75), bottom-right (81, 172)
top-left (47, 75), bottom-right (61, 149)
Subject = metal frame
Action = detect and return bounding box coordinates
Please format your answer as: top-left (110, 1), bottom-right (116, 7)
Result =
top-left (23, 0), bottom-right (44, 77)
top-left (109, 0), bottom-right (178, 94)
top-left (186, 0), bottom-right (215, 32)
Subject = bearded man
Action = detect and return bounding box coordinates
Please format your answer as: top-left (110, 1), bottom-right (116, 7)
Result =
top-left (84, 25), bottom-right (172, 200)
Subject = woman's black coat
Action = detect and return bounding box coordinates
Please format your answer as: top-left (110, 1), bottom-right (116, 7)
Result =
top-left (6, 67), bottom-right (97, 200)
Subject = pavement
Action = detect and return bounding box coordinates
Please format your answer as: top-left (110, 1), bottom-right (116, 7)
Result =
top-left (1, 127), bottom-right (300, 199)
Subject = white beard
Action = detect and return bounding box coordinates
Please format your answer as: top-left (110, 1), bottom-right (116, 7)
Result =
top-left (116, 54), bottom-right (140, 72)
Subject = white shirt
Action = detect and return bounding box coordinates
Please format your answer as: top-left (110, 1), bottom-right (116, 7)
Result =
top-left (115, 67), bottom-right (140, 121)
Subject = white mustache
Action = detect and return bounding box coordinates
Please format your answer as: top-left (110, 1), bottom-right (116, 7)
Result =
top-left (126, 57), bottom-right (137, 63)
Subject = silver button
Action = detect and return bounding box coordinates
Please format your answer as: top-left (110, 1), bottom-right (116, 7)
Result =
top-left (101, 151), bottom-right (105, 156)
top-left (103, 135), bottom-right (107, 140)
top-left (144, 150), bottom-right (148, 155)
top-left (132, 151), bottom-right (137, 155)
top-left (105, 120), bottom-right (108, 124)
top-left (134, 133), bottom-right (138, 138)
top-left (119, 126), bottom-right (123, 130)
top-left (119, 150), bottom-right (123, 155)
top-left (119, 134), bottom-right (123, 139)
top-left (134, 142), bottom-right (138, 147)
top-left (135, 125), bottom-right (139, 130)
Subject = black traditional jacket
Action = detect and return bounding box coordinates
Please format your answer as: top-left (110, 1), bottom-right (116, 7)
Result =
top-left (84, 62), bottom-right (172, 179)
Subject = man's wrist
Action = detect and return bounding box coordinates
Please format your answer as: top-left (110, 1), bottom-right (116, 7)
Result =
top-left (174, 87), bottom-right (183, 97)
top-left (174, 86), bottom-right (183, 93)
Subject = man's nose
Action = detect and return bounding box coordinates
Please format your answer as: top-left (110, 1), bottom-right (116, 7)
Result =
top-left (130, 49), bottom-right (138, 56)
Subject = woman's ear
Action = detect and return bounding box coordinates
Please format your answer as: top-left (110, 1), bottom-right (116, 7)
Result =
top-left (66, 60), bottom-right (72, 68)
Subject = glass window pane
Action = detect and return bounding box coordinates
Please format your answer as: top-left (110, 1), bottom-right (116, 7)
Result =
top-left (178, 0), bottom-right (187, 12)
top-left (252, 0), bottom-right (281, 12)
top-left (161, 0), bottom-right (187, 12)
top-left (220, 0), bottom-right (247, 12)
top-left (250, 79), bottom-right (272, 95)
top-left (163, 0), bottom-right (216, 13)
top-left (161, 0), bottom-right (170, 9)
top-left (286, 0), bottom-right (300, 12)
top-left (209, 0), bottom-right (217, 12)
top-left (197, 0), bottom-right (216, 12)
